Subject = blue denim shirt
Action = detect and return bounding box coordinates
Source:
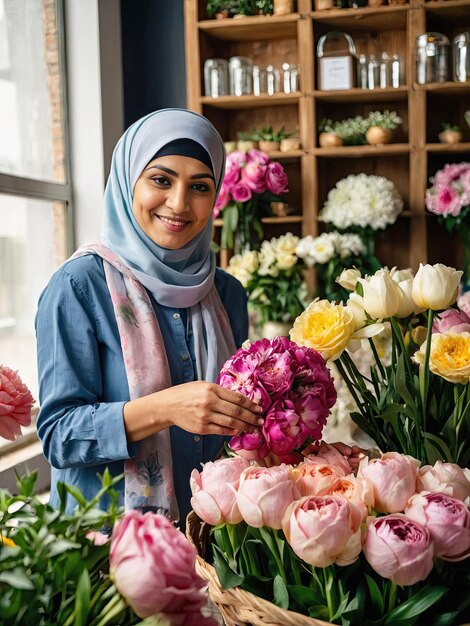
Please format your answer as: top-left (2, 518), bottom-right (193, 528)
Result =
top-left (35, 254), bottom-right (248, 525)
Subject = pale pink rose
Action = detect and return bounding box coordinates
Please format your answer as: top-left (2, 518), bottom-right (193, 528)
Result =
top-left (226, 150), bottom-right (246, 168)
top-left (190, 456), bottom-right (249, 525)
top-left (110, 511), bottom-right (206, 619)
top-left (213, 182), bottom-right (231, 217)
top-left (262, 398), bottom-right (309, 459)
top-left (247, 149), bottom-right (270, 165)
top-left (229, 430), bottom-right (269, 461)
top-left (241, 161), bottom-right (267, 193)
top-left (282, 495), bottom-right (362, 567)
top-left (363, 514), bottom-right (434, 585)
top-left (359, 452), bottom-right (420, 513)
top-left (236, 465), bottom-right (296, 529)
top-left (86, 530), bottom-right (110, 546)
top-left (432, 308), bottom-right (470, 334)
top-left (325, 475), bottom-right (374, 520)
top-left (458, 292), bottom-right (470, 316)
top-left (0, 365), bottom-right (35, 441)
top-left (223, 153), bottom-right (244, 186)
top-left (417, 461), bottom-right (470, 505)
top-left (293, 459), bottom-right (346, 497)
top-left (265, 162), bottom-right (289, 195)
top-left (231, 181), bottom-right (252, 203)
top-left (405, 492), bottom-right (470, 561)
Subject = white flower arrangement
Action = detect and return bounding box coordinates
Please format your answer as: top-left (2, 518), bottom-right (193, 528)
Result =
top-left (295, 231), bottom-right (366, 267)
top-left (319, 174), bottom-right (403, 231)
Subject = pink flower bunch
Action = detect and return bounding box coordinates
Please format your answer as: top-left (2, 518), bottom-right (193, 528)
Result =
top-left (191, 449), bottom-right (470, 586)
top-left (425, 162), bottom-right (470, 219)
top-left (217, 337), bottom-right (337, 462)
top-left (213, 149), bottom-right (289, 218)
top-left (110, 510), bottom-right (216, 624)
top-left (0, 365), bottom-right (35, 441)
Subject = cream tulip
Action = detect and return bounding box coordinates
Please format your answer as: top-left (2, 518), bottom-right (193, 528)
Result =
top-left (412, 263), bottom-right (463, 310)
top-left (395, 278), bottom-right (416, 318)
top-left (358, 269), bottom-right (402, 319)
top-left (336, 268), bottom-right (361, 291)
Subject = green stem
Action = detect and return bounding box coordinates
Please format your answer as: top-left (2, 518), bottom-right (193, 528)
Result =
top-left (323, 567), bottom-right (334, 621)
top-left (387, 581), bottom-right (397, 613)
top-left (272, 529), bottom-right (287, 584)
top-left (335, 358), bottom-right (367, 418)
top-left (420, 310), bottom-right (434, 434)
top-left (368, 336), bottom-right (387, 381)
top-left (390, 317), bottom-right (414, 382)
top-left (90, 594), bottom-right (127, 626)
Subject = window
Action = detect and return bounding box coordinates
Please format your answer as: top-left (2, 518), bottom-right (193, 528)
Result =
top-left (0, 0), bottom-right (71, 421)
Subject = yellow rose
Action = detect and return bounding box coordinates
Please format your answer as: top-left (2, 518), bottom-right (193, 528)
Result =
top-left (414, 332), bottom-right (470, 384)
top-left (289, 299), bottom-right (357, 361)
top-left (412, 263), bottom-right (463, 310)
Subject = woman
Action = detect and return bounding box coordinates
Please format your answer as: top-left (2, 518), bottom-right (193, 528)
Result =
top-left (35, 109), bottom-right (262, 525)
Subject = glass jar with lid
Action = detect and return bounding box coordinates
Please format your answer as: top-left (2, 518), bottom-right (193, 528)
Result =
top-left (416, 32), bottom-right (450, 84)
top-left (229, 56), bottom-right (253, 96)
top-left (203, 58), bottom-right (229, 98)
top-left (453, 32), bottom-right (470, 82)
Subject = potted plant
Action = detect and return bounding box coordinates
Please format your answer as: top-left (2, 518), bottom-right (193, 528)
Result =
top-left (250, 125), bottom-right (293, 152)
top-left (254, 0), bottom-right (274, 14)
top-left (365, 109), bottom-right (402, 145)
top-left (206, 0), bottom-right (253, 18)
top-left (318, 116), bottom-right (368, 147)
top-left (236, 130), bottom-right (258, 152)
top-left (438, 122), bottom-right (463, 144)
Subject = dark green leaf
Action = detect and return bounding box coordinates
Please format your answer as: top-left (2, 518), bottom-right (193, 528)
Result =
top-left (74, 568), bottom-right (91, 626)
top-left (64, 484), bottom-right (87, 508)
top-left (365, 573), bottom-right (384, 615)
top-left (0, 567), bottom-right (35, 590)
top-left (212, 544), bottom-right (243, 589)
top-left (383, 586), bottom-right (448, 624)
top-left (288, 584), bottom-right (318, 608)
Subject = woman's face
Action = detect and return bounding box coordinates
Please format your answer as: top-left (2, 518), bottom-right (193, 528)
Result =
top-left (132, 154), bottom-right (216, 249)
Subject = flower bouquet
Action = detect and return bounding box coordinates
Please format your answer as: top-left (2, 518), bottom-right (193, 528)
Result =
top-left (214, 149), bottom-right (289, 252)
top-left (425, 162), bottom-right (470, 290)
top-left (186, 262), bottom-right (470, 625)
top-left (318, 174), bottom-right (403, 258)
top-left (226, 233), bottom-right (308, 330)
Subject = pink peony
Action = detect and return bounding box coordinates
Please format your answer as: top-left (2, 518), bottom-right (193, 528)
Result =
top-left (426, 186), bottom-right (463, 217)
top-left (217, 352), bottom-right (271, 411)
top-left (110, 511), bottom-right (207, 619)
top-left (325, 475), bottom-right (374, 520)
top-left (282, 495), bottom-right (362, 567)
top-left (302, 441), bottom-right (352, 475)
top-left (223, 152), bottom-right (245, 186)
top-left (363, 514), bottom-right (434, 586)
top-left (241, 160), bottom-right (267, 193)
top-left (231, 181), bottom-right (252, 203)
top-left (417, 461), bottom-right (470, 505)
top-left (0, 365), bottom-right (35, 441)
top-left (359, 452), bottom-right (420, 513)
top-left (229, 430), bottom-right (269, 461)
top-left (190, 456), bottom-right (249, 525)
top-left (213, 182), bottom-right (231, 217)
top-left (405, 492), bottom-right (470, 561)
top-left (458, 291), bottom-right (470, 316)
top-left (236, 465), bottom-right (297, 529)
top-left (294, 385), bottom-right (331, 439)
top-left (247, 149), bottom-right (270, 165)
top-left (265, 161), bottom-right (289, 195)
top-left (293, 460), bottom-right (345, 497)
top-left (433, 162), bottom-right (470, 188)
top-left (262, 398), bottom-right (309, 459)
top-left (433, 308), bottom-right (470, 334)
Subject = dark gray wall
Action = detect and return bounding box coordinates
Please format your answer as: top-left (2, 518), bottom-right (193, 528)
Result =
top-left (120, 0), bottom-right (187, 128)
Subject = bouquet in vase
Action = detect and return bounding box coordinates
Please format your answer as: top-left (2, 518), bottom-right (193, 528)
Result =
top-left (214, 149), bottom-right (289, 252)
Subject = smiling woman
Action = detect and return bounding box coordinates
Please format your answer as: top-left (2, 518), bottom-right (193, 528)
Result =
top-left (35, 109), bottom-right (262, 526)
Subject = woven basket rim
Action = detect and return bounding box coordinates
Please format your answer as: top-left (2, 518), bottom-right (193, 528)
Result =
top-left (186, 510), bottom-right (333, 626)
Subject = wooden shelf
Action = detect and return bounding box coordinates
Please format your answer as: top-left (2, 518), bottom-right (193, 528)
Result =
top-left (426, 143), bottom-right (470, 153)
top-left (424, 0), bottom-right (470, 19)
top-left (311, 5), bottom-right (408, 30)
top-left (200, 92), bottom-right (301, 109)
top-left (214, 215), bottom-right (303, 227)
top-left (198, 13), bottom-right (299, 41)
top-left (314, 86), bottom-right (408, 103)
top-left (257, 149), bottom-right (305, 160)
top-left (414, 81), bottom-right (470, 95)
top-left (314, 143), bottom-right (410, 157)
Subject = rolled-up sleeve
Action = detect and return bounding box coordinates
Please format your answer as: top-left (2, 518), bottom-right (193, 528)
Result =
top-left (35, 266), bottom-right (134, 469)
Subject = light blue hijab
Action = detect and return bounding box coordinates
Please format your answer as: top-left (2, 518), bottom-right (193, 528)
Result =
top-left (101, 108), bottom-right (226, 308)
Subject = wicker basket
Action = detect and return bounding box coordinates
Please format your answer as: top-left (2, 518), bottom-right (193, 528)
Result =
top-left (186, 511), bottom-right (332, 626)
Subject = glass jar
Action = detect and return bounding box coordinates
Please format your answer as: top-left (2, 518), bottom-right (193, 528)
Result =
top-left (416, 32), bottom-right (450, 84)
top-left (229, 56), bottom-right (253, 96)
top-left (203, 58), bottom-right (229, 98)
top-left (265, 64), bottom-right (280, 95)
top-left (252, 65), bottom-right (268, 96)
top-left (453, 32), bottom-right (470, 82)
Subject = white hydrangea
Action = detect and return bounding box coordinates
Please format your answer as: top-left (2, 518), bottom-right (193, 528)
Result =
top-left (319, 174), bottom-right (403, 231)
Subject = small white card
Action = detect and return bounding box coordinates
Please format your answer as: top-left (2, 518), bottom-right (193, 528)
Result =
top-left (320, 56), bottom-right (354, 91)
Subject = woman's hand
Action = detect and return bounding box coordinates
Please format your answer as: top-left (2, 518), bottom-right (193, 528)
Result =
top-left (123, 381), bottom-right (264, 443)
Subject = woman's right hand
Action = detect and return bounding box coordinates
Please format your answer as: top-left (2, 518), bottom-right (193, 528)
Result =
top-left (123, 381), bottom-right (264, 443)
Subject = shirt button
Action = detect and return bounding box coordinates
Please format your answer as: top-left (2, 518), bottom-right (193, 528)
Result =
top-left (193, 435), bottom-right (201, 443)
top-left (172, 312), bottom-right (181, 320)
top-left (181, 354), bottom-right (190, 361)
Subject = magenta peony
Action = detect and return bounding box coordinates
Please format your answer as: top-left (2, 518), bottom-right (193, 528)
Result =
top-left (363, 514), bottom-right (434, 586)
top-left (110, 510), bottom-right (207, 619)
top-left (265, 161), bottom-right (289, 195)
top-left (282, 494), bottom-right (362, 567)
top-left (0, 365), bottom-right (35, 441)
top-left (217, 337), bottom-right (336, 461)
top-left (190, 456), bottom-right (249, 525)
top-left (241, 160), bottom-right (268, 193)
top-left (405, 492), bottom-right (470, 561)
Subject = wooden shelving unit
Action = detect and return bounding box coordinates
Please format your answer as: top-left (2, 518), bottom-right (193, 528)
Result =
top-left (184, 0), bottom-right (470, 272)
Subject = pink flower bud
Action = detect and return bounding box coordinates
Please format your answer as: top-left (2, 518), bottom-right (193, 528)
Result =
top-left (0, 365), bottom-right (35, 441)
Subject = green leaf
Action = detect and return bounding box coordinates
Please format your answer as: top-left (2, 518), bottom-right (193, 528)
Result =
top-left (273, 574), bottom-right (289, 609)
top-left (64, 484), bottom-right (88, 508)
top-left (288, 584), bottom-right (318, 608)
top-left (0, 567), bottom-right (35, 590)
top-left (46, 539), bottom-right (82, 558)
top-left (365, 573), bottom-right (384, 615)
top-left (383, 586), bottom-right (448, 624)
top-left (212, 544), bottom-right (243, 589)
top-left (15, 471), bottom-right (38, 497)
top-left (74, 568), bottom-right (91, 626)
top-left (308, 604), bottom-right (330, 620)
